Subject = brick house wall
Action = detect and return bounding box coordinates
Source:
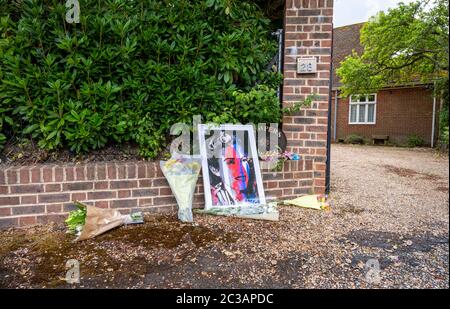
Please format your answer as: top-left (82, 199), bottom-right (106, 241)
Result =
top-left (0, 0), bottom-right (333, 228)
top-left (331, 86), bottom-right (437, 145)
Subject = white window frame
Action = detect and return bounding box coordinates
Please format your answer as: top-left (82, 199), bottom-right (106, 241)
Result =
top-left (348, 94), bottom-right (377, 125)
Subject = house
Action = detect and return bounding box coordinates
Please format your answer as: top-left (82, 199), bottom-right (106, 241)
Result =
top-left (331, 23), bottom-right (438, 146)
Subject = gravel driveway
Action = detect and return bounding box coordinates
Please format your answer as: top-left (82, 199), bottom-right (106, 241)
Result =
top-left (0, 144), bottom-right (448, 288)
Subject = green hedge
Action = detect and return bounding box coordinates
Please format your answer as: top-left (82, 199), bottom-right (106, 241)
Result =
top-left (0, 0), bottom-right (282, 157)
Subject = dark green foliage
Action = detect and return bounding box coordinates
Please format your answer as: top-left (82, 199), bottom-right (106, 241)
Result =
top-left (0, 0), bottom-right (283, 157)
top-left (406, 134), bottom-right (425, 148)
top-left (344, 134), bottom-right (365, 145)
top-left (437, 77), bottom-right (449, 146)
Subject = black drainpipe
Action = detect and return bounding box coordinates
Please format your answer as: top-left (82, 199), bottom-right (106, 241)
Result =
top-left (325, 26), bottom-right (334, 195)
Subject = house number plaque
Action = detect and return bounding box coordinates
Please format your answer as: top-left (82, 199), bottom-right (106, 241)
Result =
top-left (297, 57), bottom-right (317, 74)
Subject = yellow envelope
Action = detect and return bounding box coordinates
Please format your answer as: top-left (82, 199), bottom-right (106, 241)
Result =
top-left (284, 195), bottom-right (323, 210)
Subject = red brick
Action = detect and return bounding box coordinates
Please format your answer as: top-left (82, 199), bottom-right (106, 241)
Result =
top-left (72, 192), bottom-right (87, 201)
top-left (132, 189), bottom-right (158, 197)
top-left (0, 196), bottom-right (20, 206)
top-left (118, 190), bottom-right (131, 198)
top-left (37, 214), bottom-right (66, 225)
top-left (0, 207), bottom-right (11, 216)
top-left (299, 179), bottom-right (314, 187)
top-left (63, 182), bottom-right (93, 191)
top-left (96, 164), bottom-right (107, 180)
top-left (294, 171), bottom-right (313, 179)
top-left (12, 205), bottom-right (45, 215)
top-left (38, 194), bottom-right (70, 204)
top-left (265, 181), bottom-right (278, 189)
top-left (305, 160), bottom-right (313, 170)
top-left (45, 184), bottom-right (61, 192)
top-left (137, 164), bottom-right (146, 178)
top-left (153, 196), bottom-right (176, 206)
top-left (19, 168), bottom-right (30, 184)
top-left (146, 165), bottom-right (155, 178)
top-left (42, 167), bottom-right (53, 182)
top-left (127, 164), bottom-right (136, 178)
top-left (6, 169), bottom-right (18, 184)
top-left (54, 167), bottom-right (64, 182)
top-left (64, 203), bottom-right (80, 212)
top-left (95, 181), bottom-right (109, 190)
top-left (266, 189), bottom-right (283, 197)
top-left (65, 166), bottom-right (75, 181)
top-left (0, 186), bottom-right (7, 194)
top-left (75, 166), bottom-right (85, 180)
top-left (110, 180), bottom-right (137, 189)
top-left (107, 164), bottom-right (117, 179)
top-left (110, 199), bottom-right (137, 208)
top-left (86, 165), bottom-right (96, 180)
top-left (314, 179), bottom-right (326, 187)
top-left (21, 195), bottom-right (37, 204)
top-left (307, 125), bottom-right (327, 133)
top-left (152, 178), bottom-right (168, 187)
top-left (19, 216), bottom-right (37, 226)
top-left (0, 217), bottom-right (18, 228)
top-left (279, 180), bottom-right (299, 188)
top-left (94, 201), bottom-right (109, 208)
top-left (46, 204), bottom-right (62, 213)
top-left (88, 191), bottom-right (115, 200)
top-left (117, 164), bottom-right (126, 179)
top-left (31, 167), bottom-right (41, 183)
top-left (159, 187), bottom-right (173, 196)
top-left (294, 187), bottom-right (312, 195)
top-left (155, 166), bottom-right (163, 177)
top-left (138, 198), bottom-right (153, 206)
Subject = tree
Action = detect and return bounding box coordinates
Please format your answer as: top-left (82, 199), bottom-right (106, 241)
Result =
top-left (337, 0), bottom-right (449, 144)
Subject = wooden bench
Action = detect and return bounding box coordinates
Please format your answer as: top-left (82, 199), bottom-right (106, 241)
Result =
top-left (372, 135), bottom-right (389, 145)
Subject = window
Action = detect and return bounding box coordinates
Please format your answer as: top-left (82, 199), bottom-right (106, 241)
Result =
top-left (349, 94), bottom-right (377, 124)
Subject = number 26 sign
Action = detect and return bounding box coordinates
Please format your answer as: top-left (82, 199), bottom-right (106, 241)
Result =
top-left (297, 57), bottom-right (317, 74)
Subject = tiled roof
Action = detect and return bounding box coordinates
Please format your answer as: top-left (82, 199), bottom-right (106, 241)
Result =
top-left (332, 23), bottom-right (365, 89)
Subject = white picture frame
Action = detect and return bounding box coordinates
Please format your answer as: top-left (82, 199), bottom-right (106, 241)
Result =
top-left (198, 124), bottom-right (266, 210)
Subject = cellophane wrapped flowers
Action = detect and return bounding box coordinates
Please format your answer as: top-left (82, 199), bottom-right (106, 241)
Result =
top-left (160, 158), bottom-right (201, 222)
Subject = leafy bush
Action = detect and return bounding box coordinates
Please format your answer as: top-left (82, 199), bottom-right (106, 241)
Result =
top-left (407, 134), bottom-right (425, 147)
top-left (0, 0), bottom-right (284, 158)
top-left (438, 78), bottom-right (449, 147)
top-left (440, 126), bottom-right (449, 146)
top-left (344, 134), bottom-right (365, 145)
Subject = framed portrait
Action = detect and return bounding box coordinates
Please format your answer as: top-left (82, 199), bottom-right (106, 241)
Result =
top-left (198, 124), bottom-right (266, 209)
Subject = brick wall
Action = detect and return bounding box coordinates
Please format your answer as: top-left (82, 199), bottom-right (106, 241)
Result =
top-left (0, 0), bottom-right (334, 228)
top-left (283, 0), bottom-right (333, 194)
top-left (0, 160), bottom-right (315, 227)
top-left (331, 86), bottom-right (437, 145)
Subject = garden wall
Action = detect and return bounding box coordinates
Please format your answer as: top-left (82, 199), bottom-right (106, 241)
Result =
top-left (0, 160), bottom-right (315, 227)
top-left (0, 0), bottom-right (333, 228)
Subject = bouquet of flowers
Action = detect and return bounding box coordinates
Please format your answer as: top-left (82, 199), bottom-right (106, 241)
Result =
top-left (260, 150), bottom-right (301, 162)
top-left (160, 158), bottom-right (201, 222)
top-left (195, 202), bottom-right (279, 221)
top-left (65, 201), bottom-right (144, 241)
top-left (260, 150), bottom-right (301, 171)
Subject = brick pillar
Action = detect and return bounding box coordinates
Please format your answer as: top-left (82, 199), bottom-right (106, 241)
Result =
top-left (283, 0), bottom-right (333, 194)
